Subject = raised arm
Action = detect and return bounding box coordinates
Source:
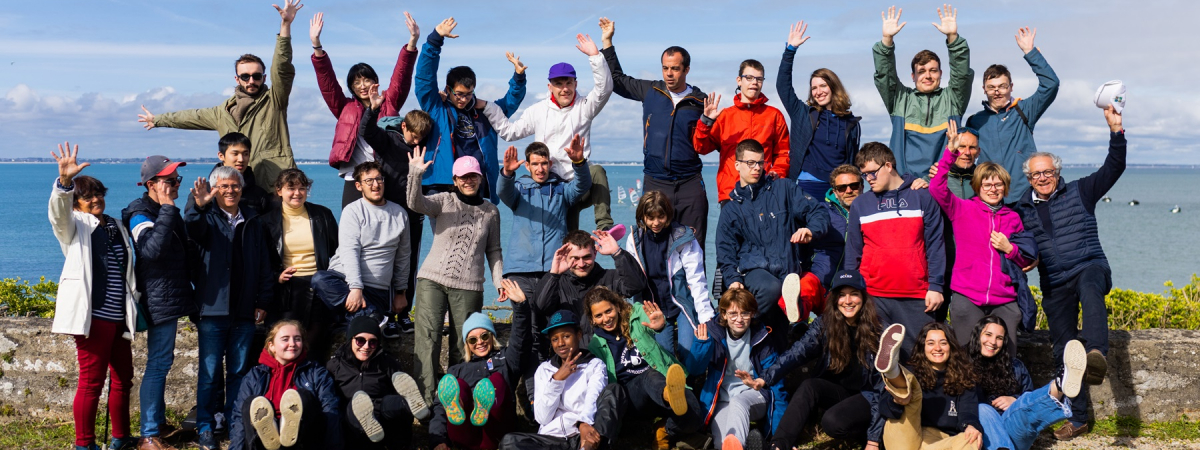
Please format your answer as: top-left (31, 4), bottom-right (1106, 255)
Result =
top-left (1014, 27), bottom-right (1058, 127)
top-left (48, 142), bottom-right (90, 250)
top-left (937, 5), bottom-right (973, 116)
top-left (929, 120), bottom-right (966, 215)
top-left (597, 17), bottom-right (654, 101)
top-left (309, 13), bottom-right (350, 117)
top-left (776, 21), bottom-right (812, 118)
top-left (692, 94), bottom-right (723, 156)
top-left (146, 105), bottom-right (222, 131)
top-left (405, 146), bottom-right (443, 217)
top-left (271, 0), bottom-right (300, 102)
top-left (480, 99), bottom-right (534, 142)
top-left (873, 6), bottom-right (908, 114)
top-left (414, 18), bottom-right (457, 112)
top-left (1077, 107), bottom-right (1126, 208)
top-left (493, 54), bottom-right (528, 117)
top-left (380, 11), bottom-right (422, 117)
top-left (577, 34), bottom-right (613, 118)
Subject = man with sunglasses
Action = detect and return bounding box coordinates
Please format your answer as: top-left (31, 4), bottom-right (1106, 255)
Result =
top-left (845, 142), bottom-right (946, 358)
top-left (1010, 106), bottom-right (1125, 441)
top-left (716, 139), bottom-right (827, 343)
top-left (810, 164), bottom-right (863, 287)
top-left (136, 0), bottom-right (304, 187)
top-left (120, 155), bottom-right (197, 450)
top-left (414, 17), bottom-right (527, 204)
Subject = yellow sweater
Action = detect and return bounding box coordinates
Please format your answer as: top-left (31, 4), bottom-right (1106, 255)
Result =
top-left (281, 203), bottom-right (317, 277)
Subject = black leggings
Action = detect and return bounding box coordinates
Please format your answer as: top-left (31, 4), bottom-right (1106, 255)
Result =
top-left (771, 378), bottom-right (873, 449)
top-left (342, 394), bottom-right (414, 450)
top-left (621, 371), bottom-right (704, 437)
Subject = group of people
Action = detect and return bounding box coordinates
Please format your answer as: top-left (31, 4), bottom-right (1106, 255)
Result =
top-left (50, 3), bottom-right (1128, 450)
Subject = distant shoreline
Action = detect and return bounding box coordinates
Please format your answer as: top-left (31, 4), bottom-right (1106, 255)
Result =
top-left (2, 159), bottom-right (1197, 169)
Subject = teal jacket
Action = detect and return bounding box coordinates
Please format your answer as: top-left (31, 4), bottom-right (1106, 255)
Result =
top-left (966, 48), bottom-right (1059, 204)
top-left (873, 36), bottom-right (974, 178)
top-left (588, 302), bottom-right (684, 384)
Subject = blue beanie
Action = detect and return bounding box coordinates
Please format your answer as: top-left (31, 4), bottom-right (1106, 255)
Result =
top-left (461, 312), bottom-right (496, 345)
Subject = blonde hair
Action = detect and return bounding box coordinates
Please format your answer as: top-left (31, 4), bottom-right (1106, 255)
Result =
top-left (461, 332), bottom-right (501, 362)
top-left (264, 320), bottom-right (305, 356)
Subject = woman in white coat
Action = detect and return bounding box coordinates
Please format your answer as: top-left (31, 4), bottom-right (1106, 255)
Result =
top-left (50, 142), bottom-right (140, 450)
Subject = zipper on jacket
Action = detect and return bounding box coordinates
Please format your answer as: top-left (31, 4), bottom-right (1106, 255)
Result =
top-left (985, 211), bottom-right (996, 305)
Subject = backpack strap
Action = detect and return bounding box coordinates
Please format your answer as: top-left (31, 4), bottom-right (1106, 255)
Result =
top-left (1013, 102), bottom-right (1031, 133)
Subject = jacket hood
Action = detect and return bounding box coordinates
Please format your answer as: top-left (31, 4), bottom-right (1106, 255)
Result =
top-left (733, 93), bottom-right (770, 109)
top-left (513, 170), bottom-right (565, 188)
top-left (824, 189), bottom-right (850, 218)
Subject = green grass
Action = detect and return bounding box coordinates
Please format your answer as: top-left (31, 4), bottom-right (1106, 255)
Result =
top-left (1091, 415), bottom-right (1200, 441)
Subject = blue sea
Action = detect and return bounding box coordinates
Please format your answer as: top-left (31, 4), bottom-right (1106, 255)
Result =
top-left (3, 163), bottom-right (1197, 310)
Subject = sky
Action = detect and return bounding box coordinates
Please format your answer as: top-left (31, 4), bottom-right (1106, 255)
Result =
top-left (2, 0), bottom-right (1199, 165)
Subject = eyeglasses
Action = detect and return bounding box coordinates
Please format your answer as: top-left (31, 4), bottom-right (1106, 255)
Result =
top-left (238, 72), bottom-right (265, 82)
top-left (153, 175), bottom-right (184, 186)
top-left (353, 336), bottom-right (379, 349)
top-left (984, 83), bottom-right (1011, 94)
top-left (214, 184), bottom-right (242, 192)
top-left (834, 182), bottom-right (862, 192)
top-left (451, 90), bottom-right (475, 100)
top-left (980, 182), bottom-right (1006, 192)
top-left (737, 159), bottom-right (765, 169)
top-left (358, 177), bottom-right (385, 186)
top-left (739, 75), bottom-right (766, 84)
top-left (1027, 169), bottom-right (1057, 180)
top-left (725, 311), bottom-right (753, 321)
top-left (467, 331), bottom-right (493, 346)
top-left (860, 165), bottom-right (886, 181)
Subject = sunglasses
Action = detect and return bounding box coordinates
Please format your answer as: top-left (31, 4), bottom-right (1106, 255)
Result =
top-left (238, 72), bottom-right (265, 82)
top-left (353, 336), bottom-right (379, 349)
top-left (834, 182), bottom-right (862, 192)
top-left (152, 175), bottom-right (184, 186)
top-left (467, 331), bottom-right (493, 346)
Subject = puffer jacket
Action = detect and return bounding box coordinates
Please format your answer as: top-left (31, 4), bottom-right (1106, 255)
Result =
top-left (692, 94), bottom-right (791, 202)
top-left (931, 148), bottom-right (1035, 306)
top-left (121, 194), bottom-right (196, 325)
top-left (681, 319), bottom-right (787, 437)
top-left (625, 222), bottom-right (713, 326)
top-left (845, 174), bottom-right (946, 298)
top-left (49, 180), bottom-right (139, 338)
top-left (229, 358), bottom-right (342, 450)
top-left (314, 46), bottom-right (417, 168)
top-left (717, 177), bottom-right (828, 287)
top-left (601, 45), bottom-right (708, 181)
top-left (498, 162), bottom-right (591, 274)
top-left (872, 36), bottom-right (974, 178)
top-left (184, 203), bottom-right (274, 319)
top-left (777, 46), bottom-right (862, 181)
top-left (589, 302), bottom-right (686, 383)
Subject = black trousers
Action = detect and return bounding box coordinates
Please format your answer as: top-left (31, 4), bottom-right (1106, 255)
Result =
top-left (643, 175), bottom-right (709, 257)
top-left (1042, 264), bottom-right (1112, 425)
top-left (508, 272), bottom-right (546, 410)
top-left (500, 382), bottom-right (627, 450)
top-left (343, 394), bottom-right (414, 450)
top-left (771, 378), bottom-right (873, 449)
top-left (621, 371), bottom-right (704, 437)
top-left (240, 389), bottom-right (327, 450)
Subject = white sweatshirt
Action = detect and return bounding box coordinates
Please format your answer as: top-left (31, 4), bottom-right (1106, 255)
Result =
top-left (533, 355), bottom-right (608, 438)
top-left (482, 54), bottom-right (613, 181)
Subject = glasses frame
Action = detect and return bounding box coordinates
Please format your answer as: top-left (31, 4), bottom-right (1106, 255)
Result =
top-left (467, 331), bottom-right (493, 346)
top-left (237, 72), bottom-right (265, 82)
top-left (353, 336), bottom-right (380, 349)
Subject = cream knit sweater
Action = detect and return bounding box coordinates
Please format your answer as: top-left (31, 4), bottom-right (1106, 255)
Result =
top-left (407, 162), bottom-right (504, 292)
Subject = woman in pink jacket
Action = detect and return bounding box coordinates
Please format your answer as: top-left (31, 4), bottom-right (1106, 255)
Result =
top-left (309, 11), bottom-right (420, 208)
top-left (930, 121), bottom-right (1036, 352)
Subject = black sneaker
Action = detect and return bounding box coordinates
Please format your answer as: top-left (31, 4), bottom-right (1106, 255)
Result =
top-left (398, 315), bottom-right (415, 334)
top-left (381, 316), bottom-right (402, 340)
top-left (197, 429), bottom-right (217, 450)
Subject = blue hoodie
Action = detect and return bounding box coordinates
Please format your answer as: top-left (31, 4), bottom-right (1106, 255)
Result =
top-left (497, 161), bottom-right (591, 274)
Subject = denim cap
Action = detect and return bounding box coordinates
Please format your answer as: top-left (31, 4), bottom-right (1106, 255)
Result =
top-left (541, 309), bottom-right (580, 335)
top-left (462, 312), bottom-right (496, 345)
top-left (548, 62), bottom-right (576, 80)
top-left (829, 270), bottom-right (866, 293)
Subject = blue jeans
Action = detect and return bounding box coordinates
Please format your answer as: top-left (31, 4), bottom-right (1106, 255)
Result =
top-left (979, 384), bottom-right (1072, 450)
top-left (139, 319), bottom-right (178, 437)
top-left (311, 269), bottom-right (392, 321)
top-left (196, 316), bottom-right (256, 433)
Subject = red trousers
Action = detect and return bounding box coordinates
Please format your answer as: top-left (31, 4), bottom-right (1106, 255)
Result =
top-left (73, 319), bottom-right (134, 446)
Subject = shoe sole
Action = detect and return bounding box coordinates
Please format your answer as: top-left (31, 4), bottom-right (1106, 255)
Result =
top-left (471, 377), bottom-right (497, 426)
top-left (1086, 350), bottom-right (1108, 385)
top-left (249, 396), bottom-right (281, 450)
top-left (781, 273), bottom-right (802, 323)
top-left (666, 364), bottom-right (688, 416)
top-left (875, 323), bottom-right (906, 374)
top-left (746, 430), bottom-right (764, 450)
top-left (393, 372), bottom-right (431, 420)
top-left (1062, 340), bottom-right (1087, 398)
top-left (351, 391), bottom-right (385, 443)
top-left (278, 389), bottom-right (303, 448)
top-left (722, 434), bottom-right (743, 450)
top-left (437, 374), bottom-right (467, 426)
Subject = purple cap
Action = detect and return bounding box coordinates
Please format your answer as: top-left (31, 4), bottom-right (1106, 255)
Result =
top-left (452, 156), bottom-right (482, 177)
top-left (548, 62), bottom-right (576, 80)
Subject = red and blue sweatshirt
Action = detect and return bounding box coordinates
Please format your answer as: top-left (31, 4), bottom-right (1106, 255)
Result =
top-left (844, 174), bottom-right (946, 298)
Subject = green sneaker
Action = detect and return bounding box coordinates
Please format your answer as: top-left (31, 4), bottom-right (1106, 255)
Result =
top-left (471, 377), bottom-right (497, 426)
top-left (437, 374), bottom-right (466, 426)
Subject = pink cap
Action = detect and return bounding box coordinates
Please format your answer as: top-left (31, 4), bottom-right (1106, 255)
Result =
top-left (453, 156), bottom-right (482, 177)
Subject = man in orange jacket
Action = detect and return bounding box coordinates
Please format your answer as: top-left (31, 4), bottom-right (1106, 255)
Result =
top-left (693, 59), bottom-right (791, 203)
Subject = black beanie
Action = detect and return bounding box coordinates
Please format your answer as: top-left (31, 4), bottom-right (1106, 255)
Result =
top-left (346, 315), bottom-right (382, 340)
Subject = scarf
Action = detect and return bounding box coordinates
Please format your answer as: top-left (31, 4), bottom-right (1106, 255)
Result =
top-left (230, 86), bottom-right (260, 124)
top-left (455, 190), bottom-right (484, 206)
top-left (258, 347), bottom-right (305, 411)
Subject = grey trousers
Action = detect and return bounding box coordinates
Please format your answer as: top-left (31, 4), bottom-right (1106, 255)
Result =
top-left (412, 278), bottom-right (483, 404)
top-left (711, 388), bottom-right (766, 449)
top-left (949, 292), bottom-right (1021, 356)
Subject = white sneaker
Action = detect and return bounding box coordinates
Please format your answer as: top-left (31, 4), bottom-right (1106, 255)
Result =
top-left (352, 391), bottom-right (385, 443)
top-left (278, 389), bottom-right (303, 448)
top-left (1062, 340), bottom-right (1087, 398)
top-left (781, 273), bottom-right (802, 323)
top-left (249, 396), bottom-right (281, 450)
top-left (392, 372), bottom-right (431, 420)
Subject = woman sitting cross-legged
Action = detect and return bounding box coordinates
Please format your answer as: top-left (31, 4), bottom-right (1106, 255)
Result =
top-left (875, 322), bottom-right (982, 450)
top-left (230, 320), bottom-right (342, 450)
top-left (968, 316), bottom-right (1086, 450)
top-left (428, 279), bottom-right (529, 450)
top-left (682, 288), bottom-right (787, 450)
top-left (583, 286), bottom-right (704, 449)
top-left (326, 315), bottom-right (430, 449)
top-left (738, 270), bottom-right (885, 450)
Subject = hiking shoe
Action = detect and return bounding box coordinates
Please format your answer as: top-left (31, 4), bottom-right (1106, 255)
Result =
top-left (875, 323), bottom-right (906, 377)
top-left (781, 273), bottom-right (802, 323)
top-left (278, 389), bottom-right (303, 448)
top-left (437, 374), bottom-right (466, 426)
top-left (1054, 422), bottom-right (1089, 441)
top-left (196, 430), bottom-right (217, 450)
top-left (654, 419), bottom-right (671, 450)
top-left (352, 391), bottom-right (385, 443)
top-left (392, 372), bottom-right (430, 420)
top-left (665, 364), bottom-right (688, 416)
top-left (135, 437), bottom-right (176, 450)
top-left (381, 316), bottom-right (402, 340)
top-left (1085, 349), bottom-right (1108, 385)
top-left (398, 315), bottom-right (415, 333)
top-left (109, 436), bottom-right (136, 450)
top-left (721, 434), bottom-right (743, 450)
top-left (1061, 340), bottom-right (1087, 398)
top-left (249, 396), bottom-right (281, 450)
top-left (746, 429), bottom-right (764, 450)
top-left (471, 377), bottom-right (497, 426)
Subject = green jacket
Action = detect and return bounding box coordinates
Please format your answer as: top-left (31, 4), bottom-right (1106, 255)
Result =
top-left (873, 36), bottom-right (973, 179)
top-left (156, 35), bottom-right (297, 185)
top-left (588, 303), bottom-right (683, 384)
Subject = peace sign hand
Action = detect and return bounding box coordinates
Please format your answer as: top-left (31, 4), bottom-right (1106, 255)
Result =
top-left (408, 145), bottom-right (434, 172)
top-left (641, 301), bottom-right (666, 331)
top-left (553, 350), bottom-right (581, 381)
top-left (51, 141), bottom-right (90, 186)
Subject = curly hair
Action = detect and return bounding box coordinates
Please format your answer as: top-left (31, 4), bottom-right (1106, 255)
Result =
top-left (582, 286), bottom-right (632, 342)
top-left (822, 286), bottom-right (882, 374)
top-left (968, 315), bottom-right (1021, 398)
top-left (908, 322), bottom-right (976, 396)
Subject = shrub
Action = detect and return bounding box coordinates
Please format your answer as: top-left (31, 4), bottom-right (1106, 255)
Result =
top-left (0, 277), bottom-right (57, 318)
top-left (1031, 274), bottom-right (1200, 331)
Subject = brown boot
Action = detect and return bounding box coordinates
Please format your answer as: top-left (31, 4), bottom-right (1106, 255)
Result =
top-left (1054, 422), bottom-right (1090, 441)
top-left (137, 436), bottom-right (177, 450)
top-left (1085, 349), bottom-right (1108, 385)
